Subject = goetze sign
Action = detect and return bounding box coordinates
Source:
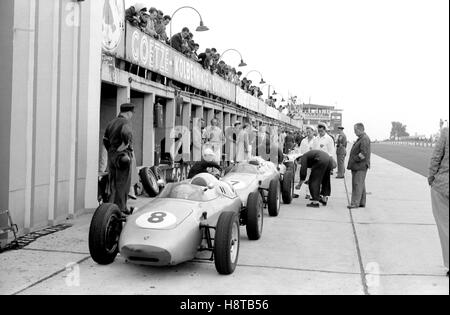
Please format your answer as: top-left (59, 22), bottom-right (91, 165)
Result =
top-left (128, 28), bottom-right (171, 76)
top-left (125, 24), bottom-right (236, 102)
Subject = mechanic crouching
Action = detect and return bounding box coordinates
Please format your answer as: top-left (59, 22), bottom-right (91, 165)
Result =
top-left (188, 148), bottom-right (223, 179)
top-left (297, 150), bottom-right (333, 208)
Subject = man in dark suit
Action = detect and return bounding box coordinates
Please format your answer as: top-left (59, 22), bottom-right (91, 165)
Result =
top-left (347, 123), bottom-right (371, 209)
top-left (170, 27), bottom-right (190, 53)
top-left (284, 131), bottom-right (295, 154)
top-left (336, 126), bottom-right (348, 179)
top-left (297, 150), bottom-right (334, 208)
top-left (103, 104), bottom-right (135, 214)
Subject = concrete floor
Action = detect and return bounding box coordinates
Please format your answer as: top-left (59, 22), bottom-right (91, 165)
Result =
top-left (0, 154), bottom-right (448, 295)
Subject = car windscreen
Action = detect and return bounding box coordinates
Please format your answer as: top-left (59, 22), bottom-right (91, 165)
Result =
top-left (158, 183), bottom-right (217, 202)
top-left (229, 164), bottom-right (258, 174)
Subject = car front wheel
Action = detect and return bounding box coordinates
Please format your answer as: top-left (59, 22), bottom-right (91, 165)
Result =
top-left (268, 178), bottom-right (281, 217)
top-left (246, 191), bottom-right (264, 240)
top-left (214, 212), bottom-right (240, 275)
top-left (89, 203), bottom-right (123, 265)
top-left (282, 170), bottom-right (295, 204)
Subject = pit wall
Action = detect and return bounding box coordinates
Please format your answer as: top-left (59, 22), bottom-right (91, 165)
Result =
top-left (0, 0), bottom-right (103, 234)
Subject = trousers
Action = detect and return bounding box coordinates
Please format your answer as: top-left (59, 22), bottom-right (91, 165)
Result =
top-left (309, 160), bottom-right (332, 201)
top-left (337, 153), bottom-right (346, 177)
top-left (431, 188), bottom-right (449, 268)
top-left (351, 170), bottom-right (367, 207)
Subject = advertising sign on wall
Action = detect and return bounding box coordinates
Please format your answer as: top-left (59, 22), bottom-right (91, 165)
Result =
top-left (102, 0), bottom-right (126, 58)
top-left (124, 24), bottom-right (236, 102)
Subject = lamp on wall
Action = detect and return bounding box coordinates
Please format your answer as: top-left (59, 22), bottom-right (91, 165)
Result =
top-left (169, 6), bottom-right (209, 38)
top-left (245, 70), bottom-right (266, 85)
top-left (219, 49), bottom-right (247, 67)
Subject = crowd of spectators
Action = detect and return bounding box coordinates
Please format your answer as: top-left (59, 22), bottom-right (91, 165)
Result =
top-left (126, 4), bottom-right (172, 44)
top-left (125, 3), bottom-right (300, 116)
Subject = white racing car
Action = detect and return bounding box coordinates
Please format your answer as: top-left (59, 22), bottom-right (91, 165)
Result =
top-left (89, 173), bottom-right (262, 275)
top-left (222, 157), bottom-right (295, 238)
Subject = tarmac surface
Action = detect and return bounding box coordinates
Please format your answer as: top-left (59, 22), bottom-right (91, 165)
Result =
top-left (0, 151), bottom-right (448, 295)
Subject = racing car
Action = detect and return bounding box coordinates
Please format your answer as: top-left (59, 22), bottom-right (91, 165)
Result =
top-left (89, 173), bottom-right (261, 275)
top-left (222, 157), bottom-right (295, 233)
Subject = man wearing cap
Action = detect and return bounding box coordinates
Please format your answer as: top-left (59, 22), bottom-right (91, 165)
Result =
top-left (188, 148), bottom-right (223, 179)
top-left (103, 104), bottom-right (135, 214)
top-left (336, 127), bottom-right (348, 179)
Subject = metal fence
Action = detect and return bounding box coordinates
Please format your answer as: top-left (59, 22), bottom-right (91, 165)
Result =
top-left (384, 141), bottom-right (436, 148)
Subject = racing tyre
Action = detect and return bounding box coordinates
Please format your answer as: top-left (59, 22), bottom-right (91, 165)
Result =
top-left (89, 203), bottom-right (123, 265)
top-left (214, 212), bottom-right (240, 275)
top-left (246, 191), bottom-right (264, 240)
top-left (268, 178), bottom-right (281, 217)
top-left (139, 167), bottom-right (159, 197)
top-left (151, 166), bottom-right (165, 183)
top-left (282, 170), bottom-right (295, 205)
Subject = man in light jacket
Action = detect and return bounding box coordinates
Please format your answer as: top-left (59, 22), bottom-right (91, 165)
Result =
top-left (429, 127), bottom-right (449, 277)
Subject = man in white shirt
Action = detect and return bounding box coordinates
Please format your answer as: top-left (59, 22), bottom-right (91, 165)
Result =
top-left (203, 118), bottom-right (225, 163)
top-left (316, 123), bottom-right (335, 157)
top-left (299, 126), bottom-right (318, 155)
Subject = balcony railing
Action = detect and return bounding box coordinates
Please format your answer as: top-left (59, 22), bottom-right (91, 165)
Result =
top-left (102, 22), bottom-right (302, 129)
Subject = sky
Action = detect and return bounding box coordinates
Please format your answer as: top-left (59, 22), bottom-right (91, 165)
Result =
top-left (125, 0), bottom-right (449, 141)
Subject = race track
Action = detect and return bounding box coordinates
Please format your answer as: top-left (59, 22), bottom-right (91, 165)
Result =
top-left (372, 143), bottom-right (434, 177)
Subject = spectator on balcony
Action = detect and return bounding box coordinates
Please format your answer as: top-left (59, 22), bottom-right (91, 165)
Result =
top-left (192, 43), bottom-right (200, 61)
top-left (125, 3), bottom-right (147, 27)
top-left (211, 50), bottom-right (220, 73)
top-left (198, 48), bottom-right (212, 69)
top-left (241, 78), bottom-right (248, 90)
top-left (155, 15), bottom-right (171, 44)
top-left (142, 7), bottom-right (159, 38)
top-left (235, 71), bottom-right (242, 85)
top-left (171, 27), bottom-right (190, 53)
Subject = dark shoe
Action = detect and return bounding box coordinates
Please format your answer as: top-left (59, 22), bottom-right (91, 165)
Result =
top-left (319, 197), bottom-right (328, 206)
top-left (336, 176), bottom-right (345, 179)
top-left (307, 202), bottom-right (320, 208)
top-left (305, 194), bottom-right (311, 200)
top-left (347, 205), bottom-right (359, 210)
top-left (293, 194), bottom-right (300, 199)
top-left (359, 205), bottom-right (366, 208)
top-left (128, 194), bottom-right (137, 200)
top-left (122, 207), bottom-right (135, 216)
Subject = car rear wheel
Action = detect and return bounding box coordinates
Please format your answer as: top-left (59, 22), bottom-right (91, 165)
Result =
top-left (151, 166), bottom-right (166, 186)
top-left (214, 212), bottom-right (240, 275)
top-left (268, 178), bottom-right (281, 217)
top-left (246, 191), bottom-right (264, 240)
top-left (282, 170), bottom-right (295, 204)
top-left (89, 203), bottom-right (123, 265)
top-left (139, 167), bottom-right (159, 197)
